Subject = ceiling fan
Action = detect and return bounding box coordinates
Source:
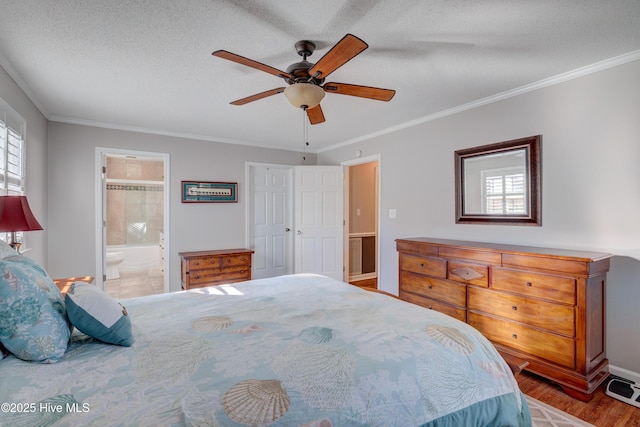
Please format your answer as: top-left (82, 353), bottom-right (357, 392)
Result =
top-left (212, 34), bottom-right (396, 125)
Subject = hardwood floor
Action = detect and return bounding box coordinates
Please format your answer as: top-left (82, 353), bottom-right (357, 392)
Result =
top-left (517, 371), bottom-right (640, 426)
top-left (349, 277), bottom-right (377, 290)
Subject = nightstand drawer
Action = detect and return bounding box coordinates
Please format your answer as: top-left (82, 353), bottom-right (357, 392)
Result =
top-left (400, 271), bottom-right (466, 307)
top-left (468, 312), bottom-right (575, 369)
top-left (468, 286), bottom-right (575, 336)
top-left (492, 267), bottom-right (575, 304)
top-left (400, 253), bottom-right (446, 278)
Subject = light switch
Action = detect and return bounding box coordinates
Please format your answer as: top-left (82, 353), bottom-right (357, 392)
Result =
top-left (389, 209), bottom-right (397, 219)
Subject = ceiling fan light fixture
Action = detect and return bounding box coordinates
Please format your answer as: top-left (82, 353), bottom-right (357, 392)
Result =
top-left (284, 83), bottom-right (325, 109)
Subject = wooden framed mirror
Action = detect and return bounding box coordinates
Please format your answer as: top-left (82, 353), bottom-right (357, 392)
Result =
top-left (455, 135), bottom-right (541, 225)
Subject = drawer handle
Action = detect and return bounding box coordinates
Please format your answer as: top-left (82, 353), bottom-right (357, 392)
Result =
top-left (193, 261), bottom-right (200, 266)
top-left (452, 266), bottom-right (483, 281)
top-left (210, 260), bottom-right (216, 264)
top-left (193, 275), bottom-right (200, 279)
top-left (526, 282), bottom-right (532, 287)
top-left (512, 334), bottom-right (518, 339)
top-left (427, 305), bottom-right (433, 309)
top-left (512, 305), bottom-right (517, 311)
top-left (420, 263), bottom-right (425, 268)
top-left (427, 284), bottom-right (433, 289)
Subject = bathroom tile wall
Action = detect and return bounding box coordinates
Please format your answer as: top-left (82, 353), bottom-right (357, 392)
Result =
top-left (106, 157), bottom-right (164, 246)
top-left (107, 157), bottom-right (164, 181)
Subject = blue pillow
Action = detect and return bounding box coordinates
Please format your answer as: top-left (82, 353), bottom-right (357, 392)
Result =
top-left (65, 283), bottom-right (133, 346)
top-left (0, 256), bottom-right (71, 363)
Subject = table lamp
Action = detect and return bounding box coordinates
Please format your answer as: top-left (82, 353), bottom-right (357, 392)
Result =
top-left (0, 195), bottom-right (43, 253)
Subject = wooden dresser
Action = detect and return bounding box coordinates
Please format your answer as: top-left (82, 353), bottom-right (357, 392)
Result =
top-left (179, 248), bottom-right (253, 290)
top-left (396, 237), bottom-right (611, 401)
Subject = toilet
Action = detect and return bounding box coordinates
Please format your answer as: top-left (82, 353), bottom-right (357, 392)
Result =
top-left (105, 251), bottom-right (125, 280)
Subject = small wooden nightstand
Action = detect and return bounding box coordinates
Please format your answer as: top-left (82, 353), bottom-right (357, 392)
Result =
top-left (53, 276), bottom-right (95, 295)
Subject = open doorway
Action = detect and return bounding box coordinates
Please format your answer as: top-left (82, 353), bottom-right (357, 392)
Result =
top-left (95, 148), bottom-right (170, 298)
top-left (343, 155), bottom-right (379, 290)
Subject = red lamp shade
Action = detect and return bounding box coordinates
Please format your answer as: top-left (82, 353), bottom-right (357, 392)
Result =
top-left (0, 195), bottom-right (43, 232)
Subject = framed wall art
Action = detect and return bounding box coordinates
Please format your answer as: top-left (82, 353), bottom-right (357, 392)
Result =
top-left (181, 181), bottom-right (238, 203)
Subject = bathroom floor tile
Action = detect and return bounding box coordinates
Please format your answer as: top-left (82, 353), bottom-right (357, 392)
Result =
top-left (105, 269), bottom-right (164, 299)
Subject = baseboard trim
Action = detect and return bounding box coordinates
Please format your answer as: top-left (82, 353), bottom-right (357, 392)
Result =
top-left (609, 365), bottom-right (640, 384)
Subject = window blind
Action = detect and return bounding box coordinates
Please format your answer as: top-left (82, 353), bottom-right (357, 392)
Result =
top-left (0, 99), bottom-right (25, 194)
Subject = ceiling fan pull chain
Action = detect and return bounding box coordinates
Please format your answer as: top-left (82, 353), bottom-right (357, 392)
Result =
top-left (302, 107), bottom-right (307, 161)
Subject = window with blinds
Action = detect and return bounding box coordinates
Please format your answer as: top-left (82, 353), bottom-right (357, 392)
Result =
top-left (0, 102), bottom-right (25, 195)
top-left (482, 167), bottom-right (526, 214)
top-left (0, 98), bottom-right (26, 243)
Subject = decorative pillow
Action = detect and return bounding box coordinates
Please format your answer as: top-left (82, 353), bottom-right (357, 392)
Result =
top-left (65, 283), bottom-right (133, 346)
top-left (0, 239), bottom-right (17, 259)
top-left (0, 342), bottom-right (8, 359)
top-left (0, 255), bottom-right (71, 363)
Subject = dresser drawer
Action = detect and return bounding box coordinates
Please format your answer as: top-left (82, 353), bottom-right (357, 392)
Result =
top-left (188, 268), bottom-right (224, 285)
top-left (221, 254), bottom-right (251, 268)
top-left (400, 271), bottom-right (466, 307)
top-left (188, 268), bottom-right (251, 288)
top-left (448, 261), bottom-right (489, 287)
top-left (216, 268), bottom-right (251, 282)
top-left (468, 312), bottom-right (575, 369)
top-left (468, 287), bottom-right (575, 336)
top-left (400, 291), bottom-right (466, 322)
top-left (439, 246), bottom-right (501, 264)
top-left (400, 253), bottom-right (447, 278)
top-left (188, 256), bottom-right (220, 270)
top-left (492, 268), bottom-right (576, 305)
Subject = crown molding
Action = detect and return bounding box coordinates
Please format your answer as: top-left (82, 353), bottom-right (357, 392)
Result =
top-left (318, 49), bottom-right (640, 153)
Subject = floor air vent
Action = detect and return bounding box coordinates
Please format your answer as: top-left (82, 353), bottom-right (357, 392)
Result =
top-left (605, 375), bottom-right (640, 408)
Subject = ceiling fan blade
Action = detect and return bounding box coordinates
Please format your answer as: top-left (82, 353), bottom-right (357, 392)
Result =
top-left (306, 105), bottom-right (325, 125)
top-left (323, 82), bottom-right (395, 101)
top-left (230, 88), bottom-right (286, 106)
top-left (212, 50), bottom-right (291, 79)
top-left (308, 34), bottom-right (368, 80)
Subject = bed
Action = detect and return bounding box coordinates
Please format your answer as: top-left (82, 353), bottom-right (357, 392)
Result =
top-left (1, 273), bottom-right (532, 426)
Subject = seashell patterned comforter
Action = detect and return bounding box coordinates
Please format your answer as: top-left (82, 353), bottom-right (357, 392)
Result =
top-left (0, 274), bottom-right (532, 426)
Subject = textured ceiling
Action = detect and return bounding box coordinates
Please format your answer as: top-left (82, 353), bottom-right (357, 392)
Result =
top-left (0, 0), bottom-right (639, 152)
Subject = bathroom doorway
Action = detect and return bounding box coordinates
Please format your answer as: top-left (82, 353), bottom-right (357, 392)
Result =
top-left (95, 148), bottom-right (170, 297)
top-left (342, 155), bottom-right (379, 290)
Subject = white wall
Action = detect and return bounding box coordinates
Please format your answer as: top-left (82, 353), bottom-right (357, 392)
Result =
top-left (46, 122), bottom-right (311, 291)
top-left (318, 59), bottom-right (640, 375)
top-left (0, 65), bottom-right (48, 265)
